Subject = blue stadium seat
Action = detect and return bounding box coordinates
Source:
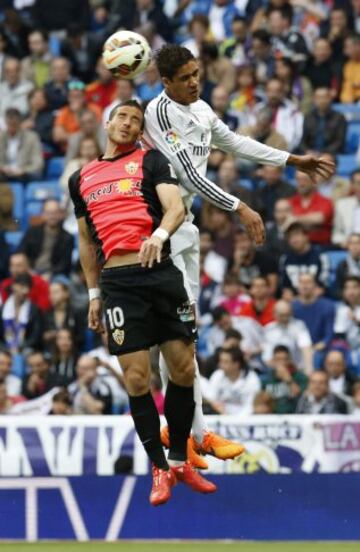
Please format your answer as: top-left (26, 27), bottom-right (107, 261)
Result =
top-left (8, 182), bottom-right (25, 228)
top-left (25, 181), bottom-right (62, 202)
top-left (5, 231), bottom-right (23, 253)
top-left (326, 250), bottom-right (347, 290)
top-left (336, 154), bottom-right (359, 176)
top-left (333, 103), bottom-right (360, 121)
top-left (46, 157), bottom-right (65, 179)
top-left (345, 122), bottom-right (360, 153)
top-left (239, 178), bottom-right (254, 191)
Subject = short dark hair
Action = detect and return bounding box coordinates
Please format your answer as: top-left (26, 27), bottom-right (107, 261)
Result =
top-left (273, 344), bottom-right (290, 356)
top-left (219, 347), bottom-right (246, 368)
top-left (108, 100), bottom-right (144, 129)
top-left (13, 273), bottom-right (32, 288)
top-left (344, 276), bottom-right (360, 287)
top-left (29, 28), bottom-right (49, 42)
top-left (285, 222), bottom-right (307, 237)
top-left (224, 329), bottom-right (242, 341)
top-left (212, 306), bottom-right (230, 322)
top-left (252, 29), bottom-right (271, 45)
top-left (351, 169), bottom-right (360, 182)
top-left (155, 44), bottom-right (195, 80)
top-left (5, 107), bottom-right (21, 120)
top-left (223, 273), bottom-right (240, 286)
top-left (53, 389), bottom-right (72, 406)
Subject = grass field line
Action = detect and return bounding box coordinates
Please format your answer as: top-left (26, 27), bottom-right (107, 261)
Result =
top-left (0, 541), bottom-right (359, 552)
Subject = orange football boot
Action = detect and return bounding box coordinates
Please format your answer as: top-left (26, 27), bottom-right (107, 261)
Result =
top-left (149, 465), bottom-right (176, 506)
top-left (160, 426), bottom-right (208, 470)
top-left (194, 431), bottom-right (245, 460)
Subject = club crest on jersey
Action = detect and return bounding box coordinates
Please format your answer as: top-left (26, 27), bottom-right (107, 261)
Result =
top-left (112, 329), bottom-right (124, 346)
top-left (125, 161), bottom-right (139, 175)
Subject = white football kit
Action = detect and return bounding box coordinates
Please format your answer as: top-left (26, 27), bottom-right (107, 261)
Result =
top-left (144, 90), bottom-right (289, 444)
top-left (143, 90), bottom-right (289, 301)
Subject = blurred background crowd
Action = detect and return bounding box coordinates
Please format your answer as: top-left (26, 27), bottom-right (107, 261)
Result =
top-left (0, 0), bottom-right (360, 418)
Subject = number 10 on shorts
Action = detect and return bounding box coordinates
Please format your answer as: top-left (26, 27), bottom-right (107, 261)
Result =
top-left (106, 307), bottom-right (124, 329)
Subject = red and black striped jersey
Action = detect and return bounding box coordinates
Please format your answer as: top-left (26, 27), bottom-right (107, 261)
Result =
top-left (68, 147), bottom-right (178, 265)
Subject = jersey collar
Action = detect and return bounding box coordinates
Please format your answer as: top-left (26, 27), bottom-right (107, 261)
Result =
top-left (99, 146), bottom-right (138, 162)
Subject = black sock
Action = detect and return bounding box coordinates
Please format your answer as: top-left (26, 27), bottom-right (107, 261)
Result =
top-left (129, 392), bottom-right (169, 470)
top-left (164, 380), bottom-right (195, 462)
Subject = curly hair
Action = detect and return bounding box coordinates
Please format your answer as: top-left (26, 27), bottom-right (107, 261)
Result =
top-left (155, 44), bottom-right (195, 80)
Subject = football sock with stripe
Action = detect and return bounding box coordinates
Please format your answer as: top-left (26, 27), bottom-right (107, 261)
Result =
top-left (165, 380), bottom-right (195, 462)
top-left (129, 392), bottom-right (169, 470)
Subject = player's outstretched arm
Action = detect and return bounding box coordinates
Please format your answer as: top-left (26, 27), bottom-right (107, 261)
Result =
top-left (77, 217), bottom-right (104, 333)
top-left (138, 183), bottom-right (185, 268)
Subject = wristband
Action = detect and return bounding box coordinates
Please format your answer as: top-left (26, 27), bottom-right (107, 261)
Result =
top-left (152, 227), bottom-right (169, 242)
top-left (88, 288), bottom-right (101, 301)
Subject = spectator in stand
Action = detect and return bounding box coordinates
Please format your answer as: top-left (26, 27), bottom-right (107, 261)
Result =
top-left (335, 233), bottom-right (360, 294)
top-left (206, 347), bottom-right (261, 415)
top-left (262, 300), bottom-right (313, 375)
top-left (202, 328), bottom-right (244, 380)
top-left (21, 29), bottom-right (52, 88)
top-left (274, 57), bottom-right (312, 114)
top-left (204, 206), bottom-right (235, 262)
top-left (130, 0), bottom-right (173, 42)
top-left (50, 328), bottom-right (79, 387)
top-left (0, 183), bottom-right (18, 231)
top-left (299, 87), bottom-right (346, 155)
top-left (240, 276), bottom-right (276, 327)
top-left (257, 165), bottom-right (295, 222)
top-left (208, 0), bottom-right (242, 43)
top-left (85, 57), bottom-right (117, 112)
top-left (69, 259), bottom-right (90, 313)
top-left (2, 9), bottom-right (30, 60)
top-left (215, 157), bottom-right (258, 210)
top-left (0, 107), bottom-right (44, 181)
top-left (0, 349), bottom-right (21, 396)
top-left (293, 273), bottom-right (335, 365)
top-left (0, 253), bottom-right (50, 311)
top-left (323, 350), bottom-right (358, 403)
top-left (135, 21), bottom-right (166, 54)
top-left (305, 38), bottom-right (341, 96)
top-left (231, 229), bottom-right (278, 295)
top-left (321, 8), bottom-right (349, 66)
top-left (182, 14), bottom-right (211, 59)
top-left (22, 350), bottom-right (57, 400)
top-left (334, 276), bottom-right (360, 350)
top-left (49, 389), bottom-right (73, 415)
top-left (0, 29), bottom-right (10, 81)
top-left (44, 57), bottom-right (71, 112)
top-left (43, 277), bottom-right (86, 353)
top-left (17, 199), bottom-right (74, 278)
top-left (230, 65), bottom-right (259, 123)
top-left (68, 354), bottom-right (113, 414)
top-left (220, 15), bottom-right (249, 67)
top-left (60, 23), bottom-right (101, 84)
top-left (268, 8), bottom-right (309, 69)
top-left (216, 273), bottom-right (250, 317)
top-left (340, 33), bottom-right (360, 103)
top-left (262, 345), bottom-right (308, 414)
top-left (0, 378), bottom-right (24, 413)
top-left (0, 230), bottom-right (9, 281)
top-left (332, 170), bottom-right (360, 248)
top-left (201, 42), bottom-right (236, 94)
top-left (289, 171), bottom-right (334, 246)
top-left (211, 86), bottom-right (238, 132)
top-left (0, 58), bottom-right (33, 126)
top-left (265, 198), bottom-right (292, 261)
top-left (296, 371), bottom-right (348, 414)
top-left (253, 391), bottom-right (275, 414)
top-left (255, 78), bottom-right (303, 151)
top-left (21, 88), bottom-right (55, 151)
top-left (249, 29), bottom-right (275, 86)
top-left (352, 382), bottom-right (360, 415)
top-left (353, 0), bottom-right (360, 33)
top-left (200, 228), bottom-right (227, 285)
top-left (53, 80), bottom-right (102, 150)
top-left (65, 109), bottom-right (105, 164)
top-left (136, 61), bottom-right (163, 103)
top-left (279, 223), bottom-right (329, 296)
top-left (315, 154), bottom-right (349, 201)
top-left (102, 79), bottom-right (137, 125)
top-left (0, 273), bottom-right (43, 355)
top-left (240, 107), bottom-right (288, 151)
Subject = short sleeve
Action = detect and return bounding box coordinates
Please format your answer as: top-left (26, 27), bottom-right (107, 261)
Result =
top-left (68, 169), bottom-right (87, 219)
top-left (143, 149), bottom-right (179, 187)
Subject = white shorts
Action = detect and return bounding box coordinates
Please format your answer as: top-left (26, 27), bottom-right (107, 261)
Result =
top-left (170, 221), bottom-right (200, 304)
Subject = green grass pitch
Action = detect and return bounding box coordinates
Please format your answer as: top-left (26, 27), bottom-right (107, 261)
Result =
top-left (0, 542), bottom-right (359, 552)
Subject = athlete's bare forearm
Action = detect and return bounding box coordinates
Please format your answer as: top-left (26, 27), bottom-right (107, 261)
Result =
top-left (77, 217), bottom-right (101, 289)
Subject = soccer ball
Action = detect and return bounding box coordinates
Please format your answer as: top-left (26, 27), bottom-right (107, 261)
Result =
top-left (102, 30), bottom-right (151, 80)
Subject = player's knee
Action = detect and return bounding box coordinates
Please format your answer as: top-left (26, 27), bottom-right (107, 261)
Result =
top-left (171, 356), bottom-right (195, 387)
top-left (124, 367), bottom-right (149, 396)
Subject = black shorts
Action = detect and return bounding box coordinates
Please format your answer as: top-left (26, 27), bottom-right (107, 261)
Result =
top-left (100, 258), bottom-right (195, 355)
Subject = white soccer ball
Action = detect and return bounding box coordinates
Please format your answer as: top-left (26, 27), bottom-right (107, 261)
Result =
top-left (102, 30), bottom-right (151, 80)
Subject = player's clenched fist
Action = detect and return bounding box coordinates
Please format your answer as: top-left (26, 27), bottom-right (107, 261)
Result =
top-left (236, 203), bottom-right (265, 246)
top-left (138, 236), bottom-right (163, 268)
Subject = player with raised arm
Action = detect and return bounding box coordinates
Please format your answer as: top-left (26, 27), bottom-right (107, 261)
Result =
top-left (143, 45), bottom-right (335, 468)
top-left (68, 100), bottom-right (216, 506)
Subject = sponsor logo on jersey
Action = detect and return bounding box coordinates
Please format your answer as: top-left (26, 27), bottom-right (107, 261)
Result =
top-left (191, 144), bottom-right (211, 156)
top-left (125, 161), bottom-right (139, 175)
top-left (117, 178), bottom-right (143, 196)
top-left (112, 329), bottom-right (124, 346)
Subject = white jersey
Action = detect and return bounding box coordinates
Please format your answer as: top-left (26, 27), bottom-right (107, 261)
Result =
top-left (143, 90), bottom-right (289, 214)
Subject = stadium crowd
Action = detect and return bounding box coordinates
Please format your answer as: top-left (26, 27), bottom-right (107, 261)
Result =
top-left (0, 0), bottom-right (360, 416)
